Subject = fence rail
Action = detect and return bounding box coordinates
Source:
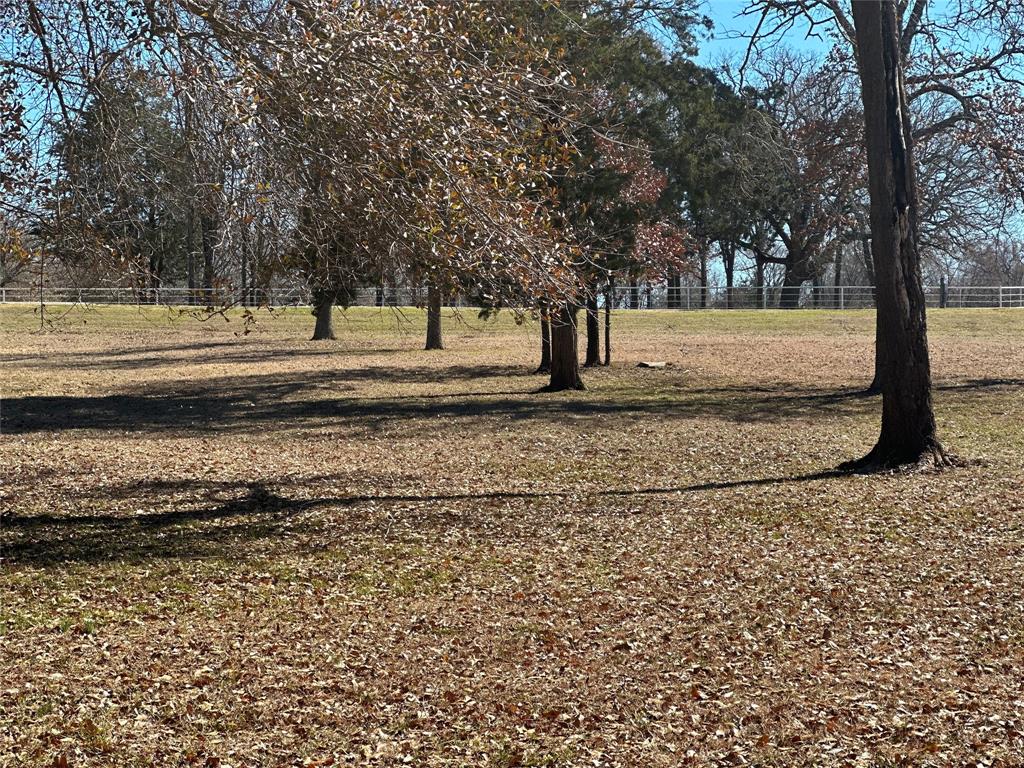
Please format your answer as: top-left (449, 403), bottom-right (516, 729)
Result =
top-left (2, 284), bottom-right (1023, 309)
top-left (615, 284), bottom-right (1024, 310)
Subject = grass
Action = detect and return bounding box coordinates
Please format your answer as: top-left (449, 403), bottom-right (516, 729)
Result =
top-left (2, 303), bottom-right (1024, 767)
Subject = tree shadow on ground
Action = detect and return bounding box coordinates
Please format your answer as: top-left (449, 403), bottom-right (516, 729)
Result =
top-left (3, 374), bottom-right (1018, 438)
top-left (2, 470), bottom-right (844, 566)
top-left (4, 343), bottom-right (438, 371)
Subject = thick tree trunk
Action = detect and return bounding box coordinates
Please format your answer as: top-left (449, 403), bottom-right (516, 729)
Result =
top-left (311, 288), bottom-right (337, 340)
top-left (425, 282), bottom-right (444, 350)
top-left (584, 287), bottom-right (601, 367)
top-left (536, 306), bottom-right (551, 373)
top-left (546, 304), bottom-right (584, 391)
top-left (604, 278), bottom-right (612, 366)
top-left (779, 243), bottom-right (810, 309)
top-left (845, 0), bottom-right (946, 469)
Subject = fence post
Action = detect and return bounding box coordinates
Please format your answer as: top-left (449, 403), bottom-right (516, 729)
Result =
top-left (939, 275), bottom-right (947, 308)
top-left (839, 286), bottom-right (845, 310)
top-left (999, 286), bottom-right (1004, 309)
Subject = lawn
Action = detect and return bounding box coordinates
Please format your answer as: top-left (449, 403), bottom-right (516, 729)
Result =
top-left (2, 303), bottom-right (1024, 767)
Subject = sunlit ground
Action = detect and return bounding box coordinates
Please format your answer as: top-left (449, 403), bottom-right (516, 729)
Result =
top-left (2, 304), bottom-right (1023, 767)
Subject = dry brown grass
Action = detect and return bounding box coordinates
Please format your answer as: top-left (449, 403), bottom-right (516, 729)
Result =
top-left (2, 304), bottom-right (1024, 767)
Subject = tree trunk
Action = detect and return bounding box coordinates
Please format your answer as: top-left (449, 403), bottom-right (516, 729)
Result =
top-left (425, 282), bottom-right (444, 350)
top-left (725, 275), bottom-right (734, 308)
top-left (186, 216), bottom-right (196, 305)
top-left (200, 213), bottom-right (216, 303)
top-left (780, 243), bottom-right (810, 309)
top-left (311, 288), bottom-right (337, 340)
top-left (846, 0), bottom-right (946, 469)
top-left (240, 227), bottom-right (249, 308)
top-left (834, 248), bottom-right (843, 309)
top-left (721, 242), bottom-right (736, 309)
top-left (146, 206), bottom-right (159, 304)
top-left (604, 278), bottom-right (612, 366)
top-left (755, 257), bottom-right (765, 309)
top-left (546, 304), bottom-right (584, 391)
top-left (536, 306), bottom-right (551, 374)
top-left (149, 254), bottom-right (163, 302)
top-left (584, 286), bottom-right (601, 367)
top-left (699, 252), bottom-right (708, 308)
top-left (666, 270), bottom-right (680, 309)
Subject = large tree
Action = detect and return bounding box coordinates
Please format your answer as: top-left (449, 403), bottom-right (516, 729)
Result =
top-left (729, 54), bottom-right (864, 308)
top-left (842, 0), bottom-right (948, 468)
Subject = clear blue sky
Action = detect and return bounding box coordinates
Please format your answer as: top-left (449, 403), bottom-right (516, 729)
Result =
top-left (695, 1), bottom-right (830, 66)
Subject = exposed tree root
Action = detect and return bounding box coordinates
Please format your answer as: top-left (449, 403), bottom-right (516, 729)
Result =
top-left (838, 441), bottom-right (962, 474)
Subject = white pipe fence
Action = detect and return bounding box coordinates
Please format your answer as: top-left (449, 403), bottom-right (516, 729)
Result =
top-left (1, 284), bottom-right (1023, 309)
top-left (611, 284), bottom-right (1024, 310)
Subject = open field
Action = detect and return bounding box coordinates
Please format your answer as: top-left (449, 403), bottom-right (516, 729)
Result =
top-left (2, 304), bottom-right (1024, 767)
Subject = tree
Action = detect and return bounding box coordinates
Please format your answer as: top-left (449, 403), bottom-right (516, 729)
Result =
top-left (6, 0), bottom-right (585, 333)
top-left (843, 0), bottom-right (947, 468)
top-left (546, 305), bottom-right (585, 391)
top-left (584, 288), bottom-right (601, 366)
top-left (425, 281), bottom-right (444, 351)
top-left (48, 66), bottom-right (191, 296)
top-left (531, 1), bottom-right (709, 380)
top-left (715, 53), bottom-right (864, 309)
top-left (536, 305), bottom-right (552, 374)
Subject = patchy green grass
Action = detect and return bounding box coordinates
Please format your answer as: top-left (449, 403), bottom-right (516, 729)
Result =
top-left (2, 304), bottom-right (1024, 767)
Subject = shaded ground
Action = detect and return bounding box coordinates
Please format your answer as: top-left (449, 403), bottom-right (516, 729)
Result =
top-left (2, 304), bottom-right (1024, 767)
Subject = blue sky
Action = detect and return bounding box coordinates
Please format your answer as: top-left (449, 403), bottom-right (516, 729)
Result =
top-left (696, 1), bottom-right (831, 66)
